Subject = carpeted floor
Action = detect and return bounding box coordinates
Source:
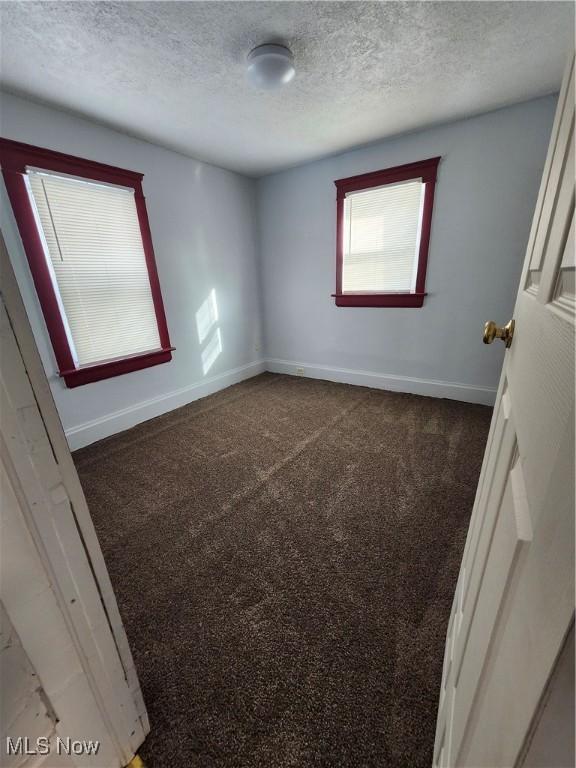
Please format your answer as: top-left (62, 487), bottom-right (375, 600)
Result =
top-left (73, 373), bottom-right (491, 768)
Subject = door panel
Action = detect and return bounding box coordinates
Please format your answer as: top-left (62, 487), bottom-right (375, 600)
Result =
top-left (1, 241), bottom-right (149, 765)
top-left (434, 53), bottom-right (575, 768)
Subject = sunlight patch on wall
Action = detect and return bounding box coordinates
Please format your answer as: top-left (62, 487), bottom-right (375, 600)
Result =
top-left (195, 288), bottom-right (219, 344)
top-left (202, 327), bottom-right (222, 375)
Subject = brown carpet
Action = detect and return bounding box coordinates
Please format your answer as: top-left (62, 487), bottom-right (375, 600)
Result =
top-left (73, 373), bottom-right (491, 768)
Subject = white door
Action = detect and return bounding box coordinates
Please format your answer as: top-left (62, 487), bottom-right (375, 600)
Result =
top-left (1, 233), bottom-right (149, 766)
top-left (434, 54), bottom-right (575, 768)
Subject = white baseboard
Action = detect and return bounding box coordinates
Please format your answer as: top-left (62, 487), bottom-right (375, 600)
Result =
top-left (266, 358), bottom-right (497, 406)
top-left (66, 356), bottom-right (495, 450)
top-left (65, 360), bottom-right (266, 450)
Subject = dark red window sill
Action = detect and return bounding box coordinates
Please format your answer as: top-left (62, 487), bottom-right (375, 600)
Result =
top-left (332, 293), bottom-right (426, 308)
top-left (59, 347), bottom-right (175, 388)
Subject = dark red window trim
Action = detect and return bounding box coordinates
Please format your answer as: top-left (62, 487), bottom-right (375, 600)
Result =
top-left (0, 138), bottom-right (174, 387)
top-left (333, 156), bottom-right (441, 308)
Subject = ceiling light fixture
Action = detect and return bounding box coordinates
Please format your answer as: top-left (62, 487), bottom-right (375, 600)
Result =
top-left (246, 44), bottom-right (295, 91)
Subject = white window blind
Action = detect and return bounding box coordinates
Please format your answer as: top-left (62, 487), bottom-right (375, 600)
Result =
top-left (26, 170), bottom-right (161, 368)
top-left (342, 178), bottom-right (425, 294)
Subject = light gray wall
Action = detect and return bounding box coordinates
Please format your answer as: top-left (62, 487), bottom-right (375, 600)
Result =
top-left (522, 624), bottom-right (574, 768)
top-left (0, 93), bottom-right (557, 445)
top-left (1, 93), bottom-right (264, 446)
top-left (257, 96), bottom-right (557, 400)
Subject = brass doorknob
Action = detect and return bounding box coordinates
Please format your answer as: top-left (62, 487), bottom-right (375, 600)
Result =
top-left (483, 319), bottom-right (515, 348)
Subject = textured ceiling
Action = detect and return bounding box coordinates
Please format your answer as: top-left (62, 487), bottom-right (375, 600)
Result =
top-left (0, 1), bottom-right (573, 176)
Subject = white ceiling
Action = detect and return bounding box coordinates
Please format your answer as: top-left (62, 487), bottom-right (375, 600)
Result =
top-left (1, 1), bottom-right (573, 177)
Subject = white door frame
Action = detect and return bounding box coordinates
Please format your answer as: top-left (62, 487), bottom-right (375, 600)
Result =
top-left (1, 232), bottom-right (149, 766)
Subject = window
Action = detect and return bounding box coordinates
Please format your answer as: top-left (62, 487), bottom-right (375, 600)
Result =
top-left (0, 139), bottom-right (173, 387)
top-left (334, 157), bottom-right (440, 307)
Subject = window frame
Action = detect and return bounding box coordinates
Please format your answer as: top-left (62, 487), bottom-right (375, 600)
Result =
top-left (333, 156), bottom-right (441, 308)
top-left (0, 138), bottom-right (174, 387)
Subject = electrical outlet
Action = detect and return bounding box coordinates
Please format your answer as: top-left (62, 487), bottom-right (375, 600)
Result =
top-left (296, 367), bottom-right (305, 376)
top-left (255, 343), bottom-right (261, 353)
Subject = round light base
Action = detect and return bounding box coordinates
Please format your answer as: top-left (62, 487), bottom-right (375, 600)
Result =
top-left (246, 44), bottom-right (295, 91)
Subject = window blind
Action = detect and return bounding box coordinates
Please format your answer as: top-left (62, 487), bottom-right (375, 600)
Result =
top-left (27, 170), bottom-right (161, 368)
top-left (342, 178), bottom-right (425, 294)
